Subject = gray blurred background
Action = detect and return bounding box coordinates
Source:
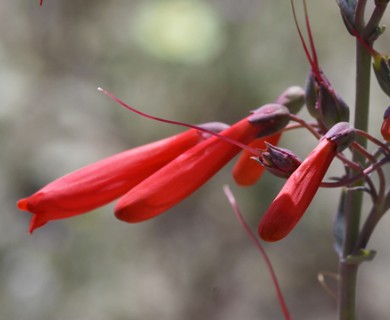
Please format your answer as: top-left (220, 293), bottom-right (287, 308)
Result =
top-left (1, 1), bottom-right (389, 319)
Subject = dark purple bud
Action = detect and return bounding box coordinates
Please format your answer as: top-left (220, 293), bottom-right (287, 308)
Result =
top-left (324, 122), bottom-right (355, 152)
top-left (337, 0), bottom-right (357, 35)
top-left (304, 71), bottom-right (320, 118)
top-left (253, 142), bottom-right (302, 178)
top-left (249, 104), bottom-right (290, 137)
top-left (318, 85), bottom-right (350, 129)
top-left (276, 86), bottom-right (305, 114)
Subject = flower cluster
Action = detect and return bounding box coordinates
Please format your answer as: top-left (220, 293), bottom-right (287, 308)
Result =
top-left (18, 80), bottom-right (374, 245)
top-left (20, 1), bottom-right (390, 250)
top-left (18, 2), bottom-right (390, 320)
top-left (258, 122), bottom-right (355, 241)
top-left (18, 91), bottom-right (293, 233)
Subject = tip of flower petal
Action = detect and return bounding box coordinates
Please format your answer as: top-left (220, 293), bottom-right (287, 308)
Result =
top-left (17, 198), bottom-right (29, 211)
top-left (258, 227), bottom-right (282, 242)
top-left (29, 214), bottom-right (48, 234)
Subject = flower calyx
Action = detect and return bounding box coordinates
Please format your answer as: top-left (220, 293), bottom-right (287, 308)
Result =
top-left (249, 104), bottom-right (290, 137)
top-left (324, 122), bottom-right (356, 152)
top-left (253, 143), bottom-right (302, 178)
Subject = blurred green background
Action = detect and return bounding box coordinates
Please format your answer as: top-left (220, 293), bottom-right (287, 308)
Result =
top-left (2, 1), bottom-right (389, 319)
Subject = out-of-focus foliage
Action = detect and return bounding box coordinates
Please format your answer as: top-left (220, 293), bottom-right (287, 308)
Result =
top-left (1, 1), bottom-right (389, 319)
top-left (133, 0), bottom-right (225, 64)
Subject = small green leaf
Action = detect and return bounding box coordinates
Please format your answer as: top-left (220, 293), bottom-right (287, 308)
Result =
top-left (345, 249), bottom-right (377, 265)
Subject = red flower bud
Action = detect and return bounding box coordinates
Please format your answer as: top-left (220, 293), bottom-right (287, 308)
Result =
top-left (381, 106), bottom-right (390, 141)
top-left (258, 122), bottom-right (355, 242)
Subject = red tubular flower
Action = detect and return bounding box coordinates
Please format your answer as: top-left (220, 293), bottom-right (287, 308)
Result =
top-left (381, 106), bottom-right (390, 142)
top-left (258, 122), bottom-right (355, 242)
top-left (115, 104), bottom-right (290, 223)
top-left (232, 133), bottom-right (282, 186)
top-left (232, 86), bottom-right (304, 186)
top-left (17, 127), bottom-right (216, 233)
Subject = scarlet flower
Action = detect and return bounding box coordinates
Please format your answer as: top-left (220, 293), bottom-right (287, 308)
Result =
top-left (114, 104), bottom-right (290, 223)
top-left (232, 133), bottom-right (282, 186)
top-left (17, 127), bottom-right (218, 233)
top-left (381, 106), bottom-right (390, 142)
top-left (258, 122), bottom-right (355, 242)
top-left (232, 86), bottom-right (304, 186)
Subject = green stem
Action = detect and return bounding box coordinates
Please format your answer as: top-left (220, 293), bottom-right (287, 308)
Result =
top-left (337, 24), bottom-right (372, 320)
top-left (338, 262), bottom-right (359, 320)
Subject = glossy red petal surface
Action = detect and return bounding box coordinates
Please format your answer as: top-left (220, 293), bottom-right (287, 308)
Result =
top-left (233, 133), bottom-right (282, 186)
top-left (115, 118), bottom-right (264, 222)
top-left (18, 129), bottom-right (204, 232)
top-left (258, 138), bottom-right (337, 242)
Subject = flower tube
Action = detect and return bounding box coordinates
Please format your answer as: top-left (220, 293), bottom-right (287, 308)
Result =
top-left (18, 125), bottom-right (225, 233)
top-left (115, 104), bottom-right (290, 223)
top-left (258, 122), bottom-right (355, 242)
top-left (232, 86), bottom-right (304, 186)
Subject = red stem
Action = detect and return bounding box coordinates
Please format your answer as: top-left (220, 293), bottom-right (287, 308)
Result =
top-left (98, 87), bottom-right (262, 156)
top-left (223, 185), bottom-right (292, 320)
